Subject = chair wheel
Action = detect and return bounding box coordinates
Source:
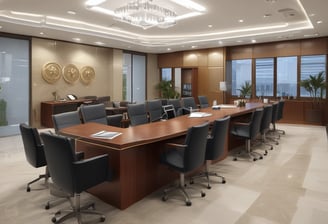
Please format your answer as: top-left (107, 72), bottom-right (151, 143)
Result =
top-left (52, 217), bottom-right (57, 223)
top-left (26, 187), bottom-right (30, 192)
top-left (186, 201), bottom-right (192, 206)
top-left (259, 156), bottom-right (263, 160)
top-left (207, 185), bottom-right (211, 189)
top-left (190, 180), bottom-right (194, 184)
top-left (100, 216), bottom-right (106, 222)
top-left (275, 142), bottom-right (279, 145)
top-left (201, 192), bottom-right (206, 197)
top-left (233, 157), bottom-right (237, 161)
top-left (45, 203), bottom-right (50, 210)
top-left (222, 179), bottom-right (226, 184)
top-left (270, 146), bottom-right (273, 150)
top-left (161, 195), bottom-right (167, 201)
top-left (253, 158), bottom-right (257, 161)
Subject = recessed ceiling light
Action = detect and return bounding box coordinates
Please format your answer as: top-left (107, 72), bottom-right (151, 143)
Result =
top-left (95, 41), bottom-right (104, 45)
top-left (263, 13), bottom-right (272, 18)
top-left (251, 39), bottom-right (256, 43)
top-left (218, 41), bottom-right (223, 44)
top-left (238, 19), bottom-right (244, 23)
top-left (191, 45), bottom-right (197, 49)
top-left (167, 48), bottom-right (171, 51)
top-left (236, 40), bottom-right (243, 43)
top-left (208, 24), bottom-right (213, 28)
top-left (0, 25), bottom-right (2, 29)
top-left (317, 20), bottom-right (323, 24)
top-left (72, 38), bottom-right (81, 42)
top-left (67, 10), bottom-right (76, 15)
top-left (309, 13), bottom-right (315, 17)
top-left (40, 32), bottom-right (44, 35)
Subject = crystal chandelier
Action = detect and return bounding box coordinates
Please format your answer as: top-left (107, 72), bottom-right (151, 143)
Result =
top-left (114, 0), bottom-right (177, 29)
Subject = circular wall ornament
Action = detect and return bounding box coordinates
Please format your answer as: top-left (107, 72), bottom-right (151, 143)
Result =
top-left (63, 64), bottom-right (80, 84)
top-left (41, 62), bottom-right (62, 84)
top-left (80, 66), bottom-right (95, 85)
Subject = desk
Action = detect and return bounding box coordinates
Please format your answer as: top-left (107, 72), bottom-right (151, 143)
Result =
top-left (60, 103), bottom-right (262, 209)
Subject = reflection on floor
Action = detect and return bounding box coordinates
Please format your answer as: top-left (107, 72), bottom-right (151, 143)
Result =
top-left (1, 124), bottom-right (328, 224)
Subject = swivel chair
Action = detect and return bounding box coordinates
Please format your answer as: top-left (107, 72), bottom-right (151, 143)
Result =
top-left (198, 96), bottom-right (209, 108)
top-left (275, 100), bottom-right (286, 135)
top-left (80, 103), bottom-right (112, 125)
top-left (127, 103), bottom-right (149, 126)
top-left (146, 99), bottom-right (163, 122)
top-left (40, 133), bottom-right (111, 224)
top-left (230, 108), bottom-right (264, 161)
top-left (52, 111), bottom-right (81, 133)
top-left (190, 116), bottom-right (230, 189)
top-left (160, 122), bottom-right (209, 206)
top-left (181, 97), bottom-right (198, 114)
top-left (167, 99), bottom-right (183, 116)
top-left (19, 123), bottom-right (49, 192)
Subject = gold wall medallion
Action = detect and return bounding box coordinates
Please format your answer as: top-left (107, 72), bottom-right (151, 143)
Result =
top-left (41, 62), bottom-right (62, 84)
top-left (80, 66), bottom-right (95, 85)
top-left (63, 64), bottom-right (80, 84)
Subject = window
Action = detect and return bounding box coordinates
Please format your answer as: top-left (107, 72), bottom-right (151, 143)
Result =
top-left (123, 52), bottom-right (146, 103)
top-left (161, 68), bottom-right (172, 81)
top-left (255, 58), bottom-right (274, 97)
top-left (300, 55), bottom-right (326, 97)
top-left (231, 59), bottom-right (252, 96)
top-left (277, 56), bottom-right (297, 97)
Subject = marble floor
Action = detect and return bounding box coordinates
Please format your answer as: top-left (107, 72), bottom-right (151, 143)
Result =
top-left (1, 124), bottom-right (328, 224)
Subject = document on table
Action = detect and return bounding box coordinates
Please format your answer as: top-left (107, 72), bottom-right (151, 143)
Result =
top-left (212, 104), bottom-right (237, 109)
top-left (91, 130), bottom-right (122, 139)
top-left (189, 112), bottom-right (212, 118)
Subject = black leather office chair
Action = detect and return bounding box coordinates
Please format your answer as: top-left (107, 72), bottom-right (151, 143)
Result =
top-left (40, 132), bottom-right (111, 224)
top-left (127, 103), bottom-right (149, 126)
top-left (275, 100), bottom-right (286, 135)
top-left (162, 104), bottom-right (176, 119)
top-left (160, 122), bottom-right (209, 206)
top-left (198, 96), bottom-right (209, 108)
top-left (19, 123), bottom-right (49, 192)
top-left (190, 116), bottom-right (230, 189)
top-left (230, 108), bottom-right (264, 161)
top-left (181, 97), bottom-right (198, 114)
top-left (80, 103), bottom-right (111, 125)
top-left (107, 114), bottom-right (123, 127)
top-left (167, 99), bottom-right (183, 116)
top-left (52, 111), bottom-right (81, 133)
top-left (96, 95), bottom-right (111, 107)
top-left (269, 102), bottom-right (281, 139)
top-left (146, 99), bottom-right (163, 122)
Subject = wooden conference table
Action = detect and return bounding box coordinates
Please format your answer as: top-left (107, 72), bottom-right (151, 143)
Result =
top-left (60, 102), bottom-right (263, 210)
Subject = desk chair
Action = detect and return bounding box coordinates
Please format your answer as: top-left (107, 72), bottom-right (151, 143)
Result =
top-left (198, 96), bottom-right (209, 108)
top-left (167, 99), bottom-right (183, 116)
top-left (146, 99), bottom-right (163, 122)
top-left (80, 103), bottom-right (110, 125)
top-left (230, 109), bottom-right (264, 161)
top-left (52, 111), bottom-right (81, 133)
top-left (162, 104), bottom-right (176, 119)
top-left (96, 96), bottom-right (111, 107)
top-left (19, 123), bottom-right (49, 192)
top-left (190, 116), bottom-right (230, 189)
top-left (276, 100), bottom-right (286, 135)
top-left (181, 97), bottom-right (198, 114)
top-left (160, 122), bottom-right (209, 206)
top-left (127, 103), bottom-right (149, 126)
top-left (40, 133), bottom-right (111, 224)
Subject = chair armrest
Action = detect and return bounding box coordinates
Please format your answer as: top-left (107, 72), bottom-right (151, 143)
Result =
top-left (232, 121), bottom-right (250, 126)
top-left (75, 151), bottom-right (84, 161)
top-left (74, 154), bottom-right (112, 192)
top-left (166, 143), bottom-right (188, 150)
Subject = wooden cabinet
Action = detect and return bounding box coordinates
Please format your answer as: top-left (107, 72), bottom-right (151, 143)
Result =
top-left (181, 68), bottom-right (198, 99)
top-left (41, 100), bottom-right (87, 128)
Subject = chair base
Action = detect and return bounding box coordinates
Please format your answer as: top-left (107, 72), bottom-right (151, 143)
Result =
top-left (26, 167), bottom-right (49, 192)
top-left (190, 161), bottom-right (226, 189)
top-left (52, 194), bottom-right (105, 224)
top-left (162, 173), bottom-right (205, 206)
top-left (233, 140), bottom-right (263, 162)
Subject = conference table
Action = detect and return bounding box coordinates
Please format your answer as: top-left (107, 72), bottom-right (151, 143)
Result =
top-left (60, 102), bottom-right (263, 210)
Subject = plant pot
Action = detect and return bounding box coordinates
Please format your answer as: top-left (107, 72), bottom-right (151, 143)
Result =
top-left (0, 99), bottom-right (8, 126)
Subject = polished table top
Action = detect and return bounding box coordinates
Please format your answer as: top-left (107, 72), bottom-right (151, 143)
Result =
top-left (60, 102), bottom-right (263, 150)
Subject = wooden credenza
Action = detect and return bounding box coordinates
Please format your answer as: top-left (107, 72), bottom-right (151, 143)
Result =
top-left (41, 100), bottom-right (88, 128)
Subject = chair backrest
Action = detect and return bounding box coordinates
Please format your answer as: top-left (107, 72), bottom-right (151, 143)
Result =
top-left (97, 96), bottom-right (111, 107)
top-left (250, 108), bottom-right (263, 140)
top-left (107, 114), bottom-right (123, 127)
top-left (19, 123), bottom-right (47, 168)
top-left (205, 116), bottom-right (230, 160)
top-left (260, 105), bottom-right (272, 134)
top-left (167, 99), bottom-right (182, 116)
top-left (183, 122), bottom-right (209, 171)
top-left (181, 97), bottom-right (197, 109)
top-left (80, 103), bottom-right (108, 125)
top-left (277, 100), bottom-right (285, 121)
top-left (52, 110), bottom-right (81, 133)
top-left (40, 133), bottom-right (76, 195)
top-left (162, 104), bottom-right (176, 119)
top-left (146, 99), bottom-right (163, 122)
top-left (198, 96), bottom-right (209, 108)
top-left (271, 102), bottom-right (279, 124)
top-left (127, 103), bottom-right (149, 126)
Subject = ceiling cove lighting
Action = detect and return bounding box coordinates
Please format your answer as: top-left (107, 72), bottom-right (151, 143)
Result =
top-left (113, 0), bottom-right (177, 30)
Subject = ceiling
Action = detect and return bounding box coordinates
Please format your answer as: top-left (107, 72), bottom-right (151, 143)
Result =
top-left (0, 0), bottom-right (327, 53)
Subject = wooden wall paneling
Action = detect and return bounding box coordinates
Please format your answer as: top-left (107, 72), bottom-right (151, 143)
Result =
top-left (208, 48), bottom-right (224, 67)
top-left (209, 67), bottom-right (224, 104)
top-left (226, 45), bottom-right (253, 60)
top-left (253, 42), bottom-right (279, 58)
top-left (197, 67), bottom-right (209, 97)
top-left (158, 52), bottom-right (183, 68)
top-left (183, 51), bottom-right (198, 67)
top-left (301, 38), bottom-right (328, 55)
top-left (274, 41), bottom-right (301, 56)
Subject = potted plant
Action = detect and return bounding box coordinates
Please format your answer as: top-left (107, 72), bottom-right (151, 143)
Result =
top-left (156, 80), bottom-right (180, 99)
top-left (238, 81), bottom-right (252, 98)
top-left (300, 71), bottom-right (327, 123)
